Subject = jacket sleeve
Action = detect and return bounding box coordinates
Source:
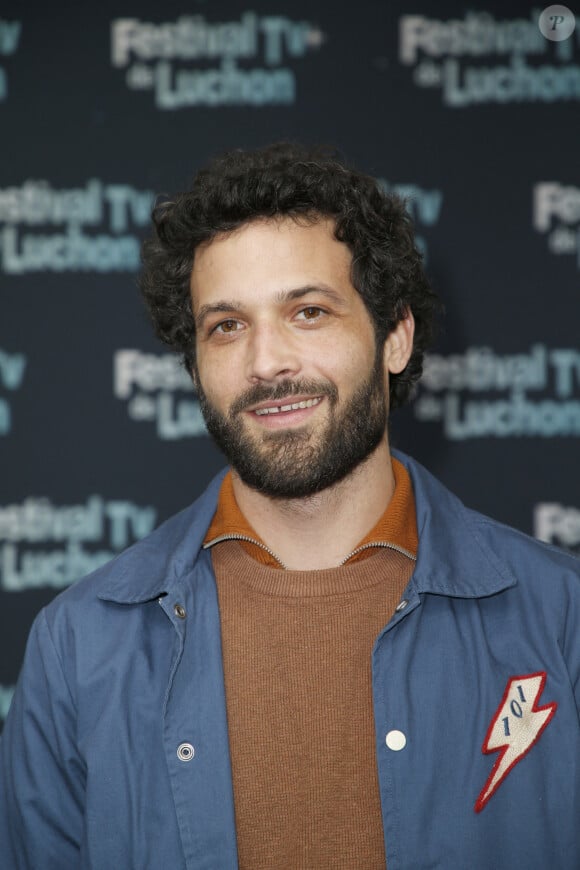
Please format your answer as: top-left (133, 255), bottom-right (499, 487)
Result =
top-left (0, 608), bottom-right (84, 869)
top-left (561, 568), bottom-right (580, 720)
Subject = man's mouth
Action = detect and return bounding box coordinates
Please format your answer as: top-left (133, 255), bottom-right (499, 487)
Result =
top-left (252, 397), bottom-right (323, 416)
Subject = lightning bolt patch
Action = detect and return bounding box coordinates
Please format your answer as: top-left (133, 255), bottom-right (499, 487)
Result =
top-left (474, 671), bottom-right (557, 813)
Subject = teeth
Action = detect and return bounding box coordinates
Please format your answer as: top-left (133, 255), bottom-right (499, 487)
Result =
top-left (254, 397), bottom-right (321, 416)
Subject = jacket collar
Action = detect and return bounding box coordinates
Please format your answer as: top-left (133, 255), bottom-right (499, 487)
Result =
top-left (97, 452), bottom-right (516, 604)
top-left (393, 450), bottom-right (517, 598)
top-left (97, 469), bottom-right (227, 604)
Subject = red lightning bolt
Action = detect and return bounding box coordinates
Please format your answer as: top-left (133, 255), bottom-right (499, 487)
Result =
top-left (474, 671), bottom-right (557, 813)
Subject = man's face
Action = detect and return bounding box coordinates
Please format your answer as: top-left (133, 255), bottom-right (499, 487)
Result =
top-left (190, 217), bottom-right (390, 498)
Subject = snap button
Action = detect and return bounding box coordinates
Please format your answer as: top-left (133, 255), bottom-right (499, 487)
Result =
top-left (177, 742), bottom-right (195, 762)
top-left (395, 599), bottom-right (408, 612)
top-left (174, 603), bottom-right (186, 619)
top-left (385, 730), bottom-right (407, 751)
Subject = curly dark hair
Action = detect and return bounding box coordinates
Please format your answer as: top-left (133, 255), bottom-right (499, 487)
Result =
top-left (140, 142), bottom-right (439, 409)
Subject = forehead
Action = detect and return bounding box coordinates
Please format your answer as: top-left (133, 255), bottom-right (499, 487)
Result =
top-left (189, 217), bottom-right (354, 307)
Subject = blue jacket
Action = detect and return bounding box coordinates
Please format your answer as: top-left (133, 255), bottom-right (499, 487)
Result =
top-left (1, 452), bottom-right (579, 869)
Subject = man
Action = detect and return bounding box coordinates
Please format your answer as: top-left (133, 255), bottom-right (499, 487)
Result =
top-left (1, 143), bottom-right (579, 869)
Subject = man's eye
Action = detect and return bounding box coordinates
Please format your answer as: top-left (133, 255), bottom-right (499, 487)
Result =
top-left (297, 307), bottom-right (324, 320)
top-left (214, 319), bottom-right (240, 334)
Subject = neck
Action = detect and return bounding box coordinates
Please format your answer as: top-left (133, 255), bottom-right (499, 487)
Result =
top-left (231, 439), bottom-right (395, 570)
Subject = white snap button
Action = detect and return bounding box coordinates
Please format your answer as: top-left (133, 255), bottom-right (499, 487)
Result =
top-left (177, 742), bottom-right (195, 762)
top-left (385, 730), bottom-right (406, 751)
top-left (395, 599), bottom-right (408, 612)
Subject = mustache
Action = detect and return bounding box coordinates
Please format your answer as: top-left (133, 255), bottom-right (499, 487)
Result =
top-left (230, 378), bottom-right (338, 416)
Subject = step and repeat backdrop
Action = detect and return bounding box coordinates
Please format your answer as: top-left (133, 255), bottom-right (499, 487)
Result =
top-left (1, 1), bottom-right (579, 725)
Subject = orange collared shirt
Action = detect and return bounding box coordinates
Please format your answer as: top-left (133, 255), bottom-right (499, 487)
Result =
top-left (203, 457), bottom-right (418, 567)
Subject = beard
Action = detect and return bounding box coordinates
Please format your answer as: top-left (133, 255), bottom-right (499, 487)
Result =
top-left (195, 349), bottom-right (388, 499)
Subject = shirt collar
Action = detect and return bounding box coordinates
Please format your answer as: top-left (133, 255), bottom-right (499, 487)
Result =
top-left (203, 457), bottom-right (418, 568)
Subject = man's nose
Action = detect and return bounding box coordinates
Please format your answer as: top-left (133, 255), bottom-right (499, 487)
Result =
top-left (245, 321), bottom-right (301, 382)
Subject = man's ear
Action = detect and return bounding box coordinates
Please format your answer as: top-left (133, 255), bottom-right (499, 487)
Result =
top-left (189, 360), bottom-right (199, 393)
top-left (383, 310), bottom-right (415, 374)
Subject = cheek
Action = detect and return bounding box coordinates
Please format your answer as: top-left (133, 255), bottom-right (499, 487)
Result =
top-left (195, 361), bottom-right (228, 409)
top-left (335, 336), bottom-right (376, 380)
top-left (196, 346), bottom-right (232, 389)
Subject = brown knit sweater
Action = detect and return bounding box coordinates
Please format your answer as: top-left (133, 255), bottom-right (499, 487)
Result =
top-left (206, 460), bottom-right (417, 869)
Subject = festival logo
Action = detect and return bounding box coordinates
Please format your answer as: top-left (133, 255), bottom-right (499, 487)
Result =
top-left (399, 9), bottom-right (580, 107)
top-left (533, 181), bottom-right (580, 269)
top-left (534, 501), bottom-right (580, 552)
top-left (111, 12), bottom-right (326, 109)
top-left (0, 495), bottom-right (157, 592)
top-left (0, 19), bottom-right (21, 102)
top-left (414, 344), bottom-right (580, 439)
top-left (0, 684), bottom-right (14, 726)
top-left (114, 349), bottom-right (206, 440)
top-left (0, 180), bottom-right (154, 274)
top-left (0, 348), bottom-right (26, 436)
top-left (378, 179), bottom-right (443, 262)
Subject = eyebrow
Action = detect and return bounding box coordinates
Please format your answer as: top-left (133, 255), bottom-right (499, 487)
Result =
top-left (194, 284), bottom-right (347, 330)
